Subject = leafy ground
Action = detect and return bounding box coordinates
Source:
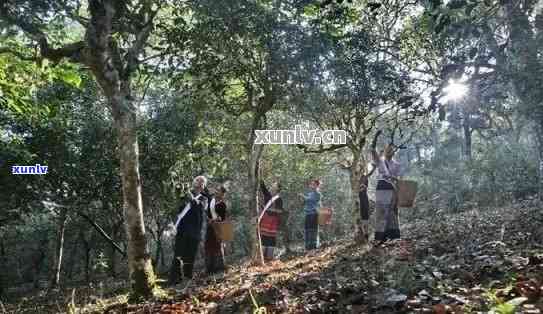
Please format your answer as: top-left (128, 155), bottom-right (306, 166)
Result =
top-left (4, 202), bottom-right (543, 313)
top-left (105, 202), bottom-right (542, 314)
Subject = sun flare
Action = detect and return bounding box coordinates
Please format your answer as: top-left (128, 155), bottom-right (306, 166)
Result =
top-left (443, 80), bottom-right (468, 102)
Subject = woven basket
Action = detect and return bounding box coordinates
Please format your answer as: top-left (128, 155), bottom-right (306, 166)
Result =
top-left (318, 207), bottom-right (333, 226)
top-left (397, 180), bottom-right (418, 208)
top-left (211, 221), bottom-right (234, 241)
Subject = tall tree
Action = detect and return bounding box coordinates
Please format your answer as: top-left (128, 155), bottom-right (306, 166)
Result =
top-left (422, 0), bottom-right (543, 199)
top-left (168, 0), bottom-right (318, 263)
top-left (293, 0), bottom-right (427, 241)
top-left (0, 0), bottom-right (170, 298)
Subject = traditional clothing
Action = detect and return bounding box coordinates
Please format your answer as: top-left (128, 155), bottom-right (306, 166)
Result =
top-left (303, 190), bottom-right (321, 250)
top-left (374, 158), bottom-right (402, 242)
top-left (169, 190), bottom-right (209, 284)
top-left (259, 181), bottom-right (283, 261)
top-left (205, 198), bottom-right (227, 274)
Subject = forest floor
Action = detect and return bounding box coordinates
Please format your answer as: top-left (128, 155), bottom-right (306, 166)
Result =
top-left (3, 202), bottom-right (543, 313)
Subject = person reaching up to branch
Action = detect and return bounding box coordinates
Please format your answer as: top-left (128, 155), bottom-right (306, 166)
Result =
top-left (372, 138), bottom-right (403, 244)
top-left (169, 175), bottom-right (210, 286)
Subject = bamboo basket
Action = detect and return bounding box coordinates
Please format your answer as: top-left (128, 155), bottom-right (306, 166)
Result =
top-left (397, 180), bottom-right (418, 208)
top-left (318, 207), bottom-right (333, 226)
top-left (211, 221), bottom-right (234, 241)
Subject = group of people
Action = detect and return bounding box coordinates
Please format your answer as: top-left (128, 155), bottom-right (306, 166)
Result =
top-left (168, 176), bottom-right (229, 286)
top-left (257, 178), bottom-right (323, 262)
top-left (167, 175), bottom-right (324, 286)
top-left (168, 142), bottom-right (403, 285)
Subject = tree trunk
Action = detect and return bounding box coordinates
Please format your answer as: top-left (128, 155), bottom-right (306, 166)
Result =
top-left (536, 123), bottom-right (543, 202)
top-left (109, 245), bottom-right (117, 278)
top-left (280, 201), bottom-right (292, 253)
top-left (502, 0), bottom-right (543, 199)
top-left (0, 235), bottom-right (5, 298)
top-left (431, 124), bottom-right (440, 160)
top-left (114, 94), bottom-right (155, 299)
top-left (80, 232), bottom-right (91, 284)
top-left (108, 220), bottom-right (122, 278)
top-left (50, 207), bottom-right (68, 288)
top-left (82, 0), bottom-right (156, 299)
top-left (463, 109), bottom-right (472, 161)
top-left (349, 151), bottom-right (366, 244)
top-left (66, 239), bottom-right (77, 281)
top-left (247, 143), bottom-right (264, 264)
top-left (154, 238), bottom-right (162, 271)
top-left (33, 237), bottom-right (48, 289)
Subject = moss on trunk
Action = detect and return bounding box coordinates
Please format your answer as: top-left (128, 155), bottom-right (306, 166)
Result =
top-left (129, 257), bottom-right (156, 302)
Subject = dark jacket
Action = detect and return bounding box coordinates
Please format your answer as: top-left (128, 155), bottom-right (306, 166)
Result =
top-left (176, 189), bottom-right (210, 238)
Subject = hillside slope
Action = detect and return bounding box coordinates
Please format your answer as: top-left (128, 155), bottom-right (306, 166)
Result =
top-left (95, 202), bottom-right (543, 314)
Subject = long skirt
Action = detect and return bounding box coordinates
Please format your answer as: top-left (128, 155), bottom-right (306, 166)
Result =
top-left (260, 211), bottom-right (280, 261)
top-left (304, 213), bottom-right (319, 250)
top-left (374, 189), bottom-right (400, 242)
top-left (205, 226), bottom-right (225, 274)
top-left (169, 232), bottom-right (200, 284)
top-left (359, 191), bottom-right (370, 221)
top-left (261, 235), bottom-right (276, 261)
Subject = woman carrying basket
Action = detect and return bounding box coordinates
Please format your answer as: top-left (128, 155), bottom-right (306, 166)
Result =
top-left (372, 144), bottom-right (403, 243)
top-left (205, 185), bottom-right (228, 274)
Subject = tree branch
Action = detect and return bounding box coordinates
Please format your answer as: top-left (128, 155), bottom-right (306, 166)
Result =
top-left (42, 201), bottom-right (126, 257)
top-left (38, 40), bottom-right (86, 64)
top-left (0, 3), bottom-right (86, 64)
top-left (76, 210), bottom-right (127, 257)
top-left (125, 3), bottom-right (160, 78)
top-left (296, 143), bottom-right (347, 154)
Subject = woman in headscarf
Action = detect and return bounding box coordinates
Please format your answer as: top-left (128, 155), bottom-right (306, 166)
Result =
top-left (205, 185), bottom-right (228, 274)
top-left (301, 179), bottom-right (322, 250)
top-left (372, 144), bottom-right (402, 243)
top-left (259, 180), bottom-right (283, 262)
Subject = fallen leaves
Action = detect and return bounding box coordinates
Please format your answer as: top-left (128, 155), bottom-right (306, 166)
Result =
top-left (515, 278), bottom-right (542, 301)
top-left (83, 204), bottom-right (543, 313)
top-left (6, 205), bottom-right (543, 313)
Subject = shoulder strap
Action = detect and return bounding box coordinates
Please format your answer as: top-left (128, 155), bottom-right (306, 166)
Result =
top-left (209, 198), bottom-right (218, 220)
top-left (381, 160), bottom-right (398, 190)
top-left (174, 193), bottom-right (203, 228)
top-left (383, 159), bottom-right (391, 175)
top-left (258, 194), bottom-right (280, 222)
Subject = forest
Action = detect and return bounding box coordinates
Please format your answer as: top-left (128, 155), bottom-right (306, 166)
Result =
top-left (0, 0), bottom-right (542, 313)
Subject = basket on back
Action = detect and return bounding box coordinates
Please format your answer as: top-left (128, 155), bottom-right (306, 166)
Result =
top-left (397, 180), bottom-right (418, 208)
top-left (211, 221), bottom-right (234, 241)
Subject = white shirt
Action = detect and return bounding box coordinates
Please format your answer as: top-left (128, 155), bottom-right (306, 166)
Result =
top-left (377, 158), bottom-right (401, 182)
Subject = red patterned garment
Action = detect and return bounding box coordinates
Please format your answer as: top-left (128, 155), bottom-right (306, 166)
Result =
top-left (260, 211), bottom-right (281, 238)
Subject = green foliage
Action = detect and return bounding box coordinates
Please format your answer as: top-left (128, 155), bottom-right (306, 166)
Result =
top-left (1, 0), bottom-right (542, 308)
top-left (413, 123), bottom-right (538, 216)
